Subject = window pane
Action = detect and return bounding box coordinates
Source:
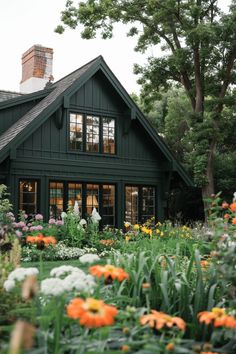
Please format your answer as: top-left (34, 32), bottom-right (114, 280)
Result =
top-left (19, 180), bottom-right (38, 216)
top-left (49, 182), bottom-right (64, 218)
top-left (68, 183), bottom-right (82, 212)
top-left (86, 116), bottom-right (100, 152)
top-left (102, 118), bottom-right (115, 154)
top-left (102, 185), bottom-right (115, 226)
top-left (69, 113), bottom-right (83, 151)
top-left (142, 187), bottom-right (155, 222)
top-left (125, 186), bottom-right (138, 224)
top-left (86, 184), bottom-right (99, 215)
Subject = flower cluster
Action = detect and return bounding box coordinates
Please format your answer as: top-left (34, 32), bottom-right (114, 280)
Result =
top-left (41, 265), bottom-right (96, 296)
top-left (4, 267), bottom-right (39, 291)
top-left (221, 193), bottom-right (236, 225)
top-left (26, 234), bottom-right (56, 246)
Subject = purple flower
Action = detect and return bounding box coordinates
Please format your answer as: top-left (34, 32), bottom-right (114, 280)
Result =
top-left (35, 214), bottom-right (43, 221)
top-left (49, 218), bottom-right (56, 225)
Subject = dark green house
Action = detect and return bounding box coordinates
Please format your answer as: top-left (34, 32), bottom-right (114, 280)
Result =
top-left (0, 46), bottom-right (192, 228)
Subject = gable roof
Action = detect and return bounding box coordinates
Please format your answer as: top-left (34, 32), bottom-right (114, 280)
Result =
top-left (0, 56), bottom-right (193, 186)
top-left (0, 90), bottom-right (23, 103)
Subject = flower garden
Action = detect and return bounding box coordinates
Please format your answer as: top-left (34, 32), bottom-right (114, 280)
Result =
top-left (1, 184), bottom-right (236, 354)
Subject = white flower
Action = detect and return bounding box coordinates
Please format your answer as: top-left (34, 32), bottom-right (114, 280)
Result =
top-left (73, 201), bottom-right (80, 216)
top-left (41, 278), bottom-right (66, 296)
top-left (79, 218), bottom-right (87, 227)
top-left (63, 273), bottom-right (96, 293)
top-left (233, 192), bottom-right (236, 202)
top-left (79, 254), bottom-right (100, 264)
top-left (61, 212), bottom-right (67, 220)
top-left (91, 208), bottom-right (101, 223)
top-left (8, 267), bottom-right (39, 282)
top-left (50, 265), bottom-right (85, 278)
top-left (3, 279), bottom-right (16, 291)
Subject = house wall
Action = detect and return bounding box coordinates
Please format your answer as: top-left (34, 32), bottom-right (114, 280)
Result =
top-left (0, 99), bottom-right (43, 135)
top-left (5, 72), bottom-right (166, 225)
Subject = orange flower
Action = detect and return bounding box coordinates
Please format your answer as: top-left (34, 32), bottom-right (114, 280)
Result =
top-left (222, 202), bottom-right (229, 209)
top-left (100, 239), bottom-right (115, 246)
top-left (90, 265), bottom-right (129, 282)
top-left (224, 213), bottom-right (230, 219)
top-left (140, 310), bottom-right (186, 331)
top-left (142, 283), bottom-right (151, 289)
top-left (230, 202), bottom-right (236, 213)
top-left (198, 308), bottom-right (236, 328)
top-left (232, 217), bottom-right (236, 225)
top-left (200, 260), bottom-right (209, 268)
top-left (121, 345), bottom-right (130, 352)
top-left (166, 343), bottom-right (175, 351)
top-left (200, 352), bottom-right (218, 354)
top-left (67, 297), bottom-right (118, 328)
top-left (43, 236), bottom-right (57, 246)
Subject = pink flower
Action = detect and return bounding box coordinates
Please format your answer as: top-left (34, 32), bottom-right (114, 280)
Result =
top-left (15, 230), bottom-right (22, 237)
top-left (35, 214), bottom-right (43, 221)
top-left (56, 220), bottom-right (64, 226)
top-left (23, 213), bottom-right (28, 219)
top-left (49, 218), bottom-right (56, 225)
top-left (16, 221), bottom-right (26, 228)
top-left (36, 225), bottom-right (43, 231)
top-left (22, 226), bottom-right (29, 232)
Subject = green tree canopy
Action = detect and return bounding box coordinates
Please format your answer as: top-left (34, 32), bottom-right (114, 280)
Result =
top-left (56, 0), bottom-right (236, 206)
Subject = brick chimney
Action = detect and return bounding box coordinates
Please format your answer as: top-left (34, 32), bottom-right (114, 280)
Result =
top-left (20, 45), bottom-right (53, 93)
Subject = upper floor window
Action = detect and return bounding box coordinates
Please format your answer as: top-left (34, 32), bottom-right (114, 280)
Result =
top-left (69, 113), bottom-right (116, 154)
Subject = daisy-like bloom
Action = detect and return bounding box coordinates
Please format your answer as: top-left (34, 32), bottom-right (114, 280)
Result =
top-left (230, 202), bottom-right (236, 213)
top-left (140, 310), bottom-right (186, 331)
top-left (198, 307), bottom-right (236, 328)
top-left (67, 297), bottom-right (118, 328)
top-left (90, 264), bottom-right (129, 282)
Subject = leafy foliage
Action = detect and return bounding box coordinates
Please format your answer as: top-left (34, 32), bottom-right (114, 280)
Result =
top-left (56, 0), bottom-right (236, 200)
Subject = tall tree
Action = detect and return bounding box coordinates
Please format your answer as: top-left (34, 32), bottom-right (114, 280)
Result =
top-left (56, 0), bottom-right (236, 208)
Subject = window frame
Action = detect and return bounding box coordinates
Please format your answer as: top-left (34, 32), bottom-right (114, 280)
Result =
top-left (18, 178), bottom-right (40, 216)
top-left (68, 111), bottom-right (117, 156)
top-left (125, 184), bottom-right (156, 224)
top-left (48, 180), bottom-right (117, 227)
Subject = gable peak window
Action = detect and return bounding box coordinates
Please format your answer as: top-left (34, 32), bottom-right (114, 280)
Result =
top-left (69, 113), bottom-right (115, 155)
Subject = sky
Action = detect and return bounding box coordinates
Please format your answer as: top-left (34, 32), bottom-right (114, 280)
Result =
top-left (0, 0), bottom-right (232, 95)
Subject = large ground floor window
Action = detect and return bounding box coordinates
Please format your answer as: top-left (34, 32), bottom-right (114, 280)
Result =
top-left (19, 180), bottom-right (39, 216)
top-left (125, 185), bottom-right (156, 224)
top-left (49, 181), bottom-right (116, 226)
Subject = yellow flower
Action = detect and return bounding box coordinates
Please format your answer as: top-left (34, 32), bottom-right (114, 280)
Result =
top-left (124, 222), bottom-right (131, 228)
top-left (156, 229), bottom-right (160, 234)
top-left (160, 232), bottom-right (164, 237)
top-left (125, 236), bottom-right (130, 242)
top-left (133, 224), bottom-right (139, 230)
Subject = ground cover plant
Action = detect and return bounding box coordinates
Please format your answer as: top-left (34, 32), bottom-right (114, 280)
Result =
top-left (1, 184), bottom-right (236, 353)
